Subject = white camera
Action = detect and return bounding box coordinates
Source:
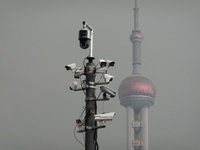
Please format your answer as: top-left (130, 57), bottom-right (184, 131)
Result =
top-left (106, 60), bottom-right (115, 67)
top-left (103, 74), bottom-right (114, 82)
top-left (96, 59), bottom-right (115, 73)
top-left (98, 59), bottom-right (115, 67)
top-left (94, 112), bottom-right (116, 121)
top-left (74, 68), bottom-right (84, 78)
top-left (69, 81), bottom-right (83, 91)
top-left (99, 59), bottom-right (107, 67)
top-left (100, 86), bottom-right (116, 98)
top-left (65, 63), bottom-right (76, 71)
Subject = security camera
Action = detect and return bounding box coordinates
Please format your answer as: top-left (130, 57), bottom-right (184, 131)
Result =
top-left (96, 66), bottom-right (107, 73)
top-left (69, 81), bottom-right (78, 90)
top-left (100, 86), bottom-right (116, 98)
top-left (103, 74), bottom-right (114, 82)
top-left (79, 28), bottom-right (91, 49)
top-left (76, 119), bottom-right (82, 125)
top-left (65, 63), bottom-right (76, 71)
top-left (99, 59), bottom-right (107, 67)
top-left (106, 60), bottom-right (115, 67)
top-left (94, 112), bottom-right (116, 121)
top-left (74, 68), bottom-right (84, 78)
top-left (76, 119), bottom-right (85, 132)
top-left (76, 119), bottom-right (84, 126)
top-left (69, 81), bottom-right (83, 91)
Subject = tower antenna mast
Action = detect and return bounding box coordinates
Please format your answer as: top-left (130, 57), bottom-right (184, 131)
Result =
top-left (135, 0), bottom-right (138, 8)
top-left (134, 0), bottom-right (139, 30)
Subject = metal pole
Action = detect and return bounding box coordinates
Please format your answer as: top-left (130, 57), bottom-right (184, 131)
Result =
top-left (66, 21), bottom-right (115, 149)
top-left (90, 30), bottom-right (93, 57)
top-left (83, 21), bottom-right (94, 58)
top-left (85, 57), bottom-right (97, 150)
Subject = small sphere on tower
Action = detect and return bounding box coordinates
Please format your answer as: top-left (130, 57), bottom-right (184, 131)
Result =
top-left (130, 30), bottom-right (143, 43)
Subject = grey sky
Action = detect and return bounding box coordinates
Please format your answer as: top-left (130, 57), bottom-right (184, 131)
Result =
top-left (0, 0), bottom-right (200, 150)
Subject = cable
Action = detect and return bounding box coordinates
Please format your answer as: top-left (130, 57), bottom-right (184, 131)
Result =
top-left (73, 125), bottom-right (85, 147)
top-left (94, 101), bottom-right (99, 150)
top-left (80, 76), bottom-right (86, 95)
top-left (97, 73), bottom-right (104, 83)
top-left (96, 69), bottom-right (107, 83)
top-left (94, 129), bottom-right (99, 150)
top-left (95, 62), bottom-right (100, 68)
top-left (103, 101), bottom-right (105, 113)
top-left (80, 107), bottom-right (86, 142)
top-left (79, 106), bottom-right (86, 119)
top-left (96, 92), bottom-right (102, 101)
top-left (73, 107), bottom-right (86, 147)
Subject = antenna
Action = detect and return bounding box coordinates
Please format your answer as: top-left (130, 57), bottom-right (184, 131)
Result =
top-left (134, 0), bottom-right (139, 30)
top-left (135, 0), bottom-right (138, 8)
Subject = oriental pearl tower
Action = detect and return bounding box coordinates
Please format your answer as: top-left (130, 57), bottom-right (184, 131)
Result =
top-left (118, 1), bottom-right (156, 150)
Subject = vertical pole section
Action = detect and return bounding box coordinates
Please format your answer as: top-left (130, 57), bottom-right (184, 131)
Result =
top-left (141, 106), bottom-right (148, 150)
top-left (85, 57), bottom-right (97, 150)
top-left (90, 30), bottom-right (93, 58)
top-left (126, 106), bottom-right (134, 150)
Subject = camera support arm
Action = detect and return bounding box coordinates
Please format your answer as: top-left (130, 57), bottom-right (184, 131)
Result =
top-left (83, 21), bottom-right (94, 58)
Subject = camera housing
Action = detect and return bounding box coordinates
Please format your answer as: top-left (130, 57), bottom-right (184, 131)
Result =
top-left (94, 112), bottom-right (116, 121)
top-left (69, 81), bottom-right (78, 90)
top-left (99, 59), bottom-right (107, 67)
top-left (106, 60), bottom-right (115, 67)
top-left (65, 63), bottom-right (76, 71)
top-left (100, 86), bottom-right (116, 98)
top-left (103, 74), bottom-right (114, 82)
top-left (69, 81), bottom-right (83, 91)
top-left (79, 28), bottom-right (91, 49)
top-left (74, 68), bottom-right (84, 78)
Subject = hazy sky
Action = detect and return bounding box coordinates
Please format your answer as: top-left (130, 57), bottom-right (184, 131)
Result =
top-left (1, 0), bottom-right (200, 150)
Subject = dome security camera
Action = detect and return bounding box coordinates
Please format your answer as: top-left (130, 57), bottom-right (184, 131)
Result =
top-left (79, 28), bottom-right (91, 49)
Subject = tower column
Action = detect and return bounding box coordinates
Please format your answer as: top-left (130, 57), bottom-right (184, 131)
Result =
top-left (126, 106), bottom-right (134, 150)
top-left (132, 42), bottom-right (141, 74)
top-left (140, 106), bottom-right (148, 150)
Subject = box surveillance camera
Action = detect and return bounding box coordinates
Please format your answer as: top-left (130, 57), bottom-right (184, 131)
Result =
top-left (94, 112), bottom-right (116, 121)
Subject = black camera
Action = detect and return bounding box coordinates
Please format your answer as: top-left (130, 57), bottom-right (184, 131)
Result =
top-left (79, 29), bottom-right (91, 49)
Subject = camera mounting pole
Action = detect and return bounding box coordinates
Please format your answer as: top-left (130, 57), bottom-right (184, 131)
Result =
top-left (65, 21), bottom-right (116, 150)
top-left (85, 57), bottom-right (96, 150)
top-left (83, 22), bottom-right (96, 150)
top-left (82, 21), bottom-right (94, 58)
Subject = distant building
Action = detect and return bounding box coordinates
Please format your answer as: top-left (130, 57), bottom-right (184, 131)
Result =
top-left (118, 1), bottom-right (156, 150)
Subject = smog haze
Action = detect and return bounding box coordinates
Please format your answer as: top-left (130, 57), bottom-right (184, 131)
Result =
top-left (0, 0), bottom-right (200, 150)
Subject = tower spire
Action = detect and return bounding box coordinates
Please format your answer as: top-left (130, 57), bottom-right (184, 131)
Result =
top-left (134, 0), bottom-right (139, 30)
top-left (130, 0), bottom-right (143, 74)
top-left (135, 0), bottom-right (137, 8)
